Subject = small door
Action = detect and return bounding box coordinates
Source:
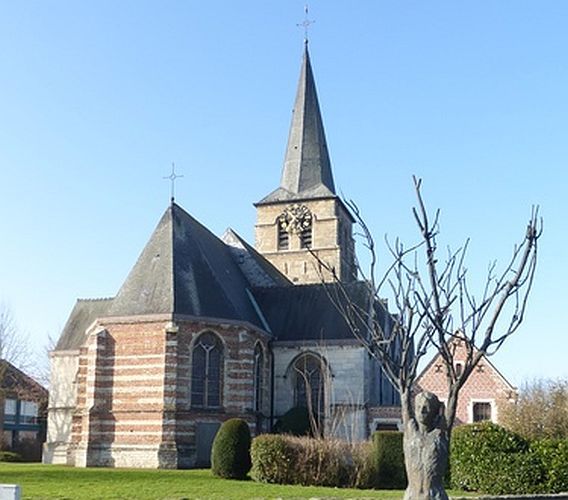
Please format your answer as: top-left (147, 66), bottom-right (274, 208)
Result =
top-left (195, 422), bottom-right (220, 467)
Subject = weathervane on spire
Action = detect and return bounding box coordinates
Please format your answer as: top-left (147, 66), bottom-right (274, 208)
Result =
top-left (163, 162), bottom-right (183, 204)
top-left (297, 4), bottom-right (315, 44)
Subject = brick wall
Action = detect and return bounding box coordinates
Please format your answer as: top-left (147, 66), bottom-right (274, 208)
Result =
top-left (416, 343), bottom-right (516, 425)
top-left (70, 316), bottom-right (270, 468)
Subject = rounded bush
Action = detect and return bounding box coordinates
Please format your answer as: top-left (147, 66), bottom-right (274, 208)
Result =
top-left (250, 434), bottom-right (297, 484)
top-left (210, 418), bottom-right (252, 479)
top-left (371, 431), bottom-right (407, 489)
top-left (451, 422), bottom-right (531, 492)
top-left (273, 406), bottom-right (311, 436)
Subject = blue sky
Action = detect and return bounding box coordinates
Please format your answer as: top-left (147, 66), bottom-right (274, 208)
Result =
top-left (0, 1), bottom-right (566, 385)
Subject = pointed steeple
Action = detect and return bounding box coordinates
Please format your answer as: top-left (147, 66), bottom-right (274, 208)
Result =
top-left (257, 44), bottom-right (336, 204)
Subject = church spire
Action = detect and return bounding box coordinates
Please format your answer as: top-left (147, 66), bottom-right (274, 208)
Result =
top-left (280, 43), bottom-right (335, 197)
top-left (256, 44), bottom-right (336, 205)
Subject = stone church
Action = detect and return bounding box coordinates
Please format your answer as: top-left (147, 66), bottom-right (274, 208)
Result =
top-left (43, 44), bottom-right (400, 468)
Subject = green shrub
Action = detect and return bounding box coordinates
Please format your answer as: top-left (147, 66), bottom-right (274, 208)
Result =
top-left (0, 451), bottom-right (23, 462)
top-left (251, 434), bottom-right (374, 489)
top-left (370, 431), bottom-right (406, 489)
top-left (478, 452), bottom-right (545, 495)
top-left (531, 438), bottom-right (568, 493)
top-left (250, 434), bottom-right (298, 484)
top-left (273, 406), bottom-right (311, 436)
top-left (450, 422), bottom-right (529, 492)
top-left (210, 418), bottom-right (252, 479)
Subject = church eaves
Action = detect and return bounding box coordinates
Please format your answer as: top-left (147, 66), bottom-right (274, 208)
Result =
top-left (107, 203), bottom-right (264, 328)
top-left (257, 44), bottom-right (336, 205)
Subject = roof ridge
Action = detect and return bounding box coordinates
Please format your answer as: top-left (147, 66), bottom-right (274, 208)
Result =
top-left (77, 297), bottom-right (114, 302)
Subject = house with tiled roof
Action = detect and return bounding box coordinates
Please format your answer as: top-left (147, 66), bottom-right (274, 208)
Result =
top-left (43, 43), bottom-right (400, 469)
top-left (1, 360), bottom-right (48, 461)
top-left (416, 338), bottom-right (517, 425)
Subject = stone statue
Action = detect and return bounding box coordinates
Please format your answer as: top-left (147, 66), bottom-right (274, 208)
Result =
top-left (403, 391), bottom-right (449, 500)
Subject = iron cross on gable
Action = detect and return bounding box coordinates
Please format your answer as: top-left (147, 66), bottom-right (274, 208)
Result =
top-left (163, 162), bottom-right (184, 203)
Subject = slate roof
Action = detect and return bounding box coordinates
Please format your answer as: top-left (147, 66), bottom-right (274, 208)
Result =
top-left (222, 229), bottom-right (291, 288)
top-left (108, 203), bottom-right (264, 328)
top-left (253, 281), bottom-right (392, 342)
top-left (56, 298), bottom-right (113, 350)
top-left (257, 44), bottom-right (336, 205)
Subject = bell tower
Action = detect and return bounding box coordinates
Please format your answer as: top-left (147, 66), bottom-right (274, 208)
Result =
top-left (254, 44), bottom-right (356, 284)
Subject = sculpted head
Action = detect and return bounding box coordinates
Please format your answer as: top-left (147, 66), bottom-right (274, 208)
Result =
top-left (415, 391), bottom-right (442, 428)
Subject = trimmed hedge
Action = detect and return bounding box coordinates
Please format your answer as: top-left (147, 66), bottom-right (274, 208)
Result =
top-left (210, 418), bottom-right (252, 479)
top-left (251, 434), bottom-right (356, 487)
top-left (370, 431), bottom-right (407, 489)
top-left (450, 422), bottom-right (568, 495)
top-left (251, 433), bottom-right (407, 490)
top-left (531, 438), bottom-right (568, 493)
top-left (451, 422), bottom-right (529, 492)
top-left (250, 434), bottom-right (297, 484)
top-left (0, 451), bottom-right (23, 462)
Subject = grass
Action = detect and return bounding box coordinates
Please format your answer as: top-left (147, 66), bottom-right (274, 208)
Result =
top-left (0, 463), bottom-right (406, 499)
top-left (0, 463), bottom-right (473, 499)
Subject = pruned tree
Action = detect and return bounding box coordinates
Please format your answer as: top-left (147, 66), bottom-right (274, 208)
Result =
top-left (318, 177), bottom-right (541, 500)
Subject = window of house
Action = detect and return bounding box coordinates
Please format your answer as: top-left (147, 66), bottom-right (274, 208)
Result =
top-left (20, 401), bottom-right (38, 424)
top-left (4, 399), bottom-right (17, 423)
top-left (293, 355), bottom-right (325, 416)
top-left (191, 332), bottom-right (223, 408)
top-left (455, 363), bottom-right (463, 377)
top-left (473, 402), bottom-right (492, 422)
top-left (253, 344), bottom-right (263, 413)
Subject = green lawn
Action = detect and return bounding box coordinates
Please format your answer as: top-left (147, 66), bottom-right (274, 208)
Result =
top-left (1, 463), bottom-right (405, 499)
top-left (0, 463), bottom-right (473, 499)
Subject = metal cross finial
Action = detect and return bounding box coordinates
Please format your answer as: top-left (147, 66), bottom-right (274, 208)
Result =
top-left (163, 162), bottom-right (184, 204)
top-left (297, 4), bottom-right (315, 44)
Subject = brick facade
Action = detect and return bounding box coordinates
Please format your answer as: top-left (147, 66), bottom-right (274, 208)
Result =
top-left (64, 315), bottom-right (270, 468)
top-left (416, 341), bottom-right (516, 425)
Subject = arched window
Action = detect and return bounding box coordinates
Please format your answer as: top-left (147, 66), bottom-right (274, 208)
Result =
top-left (191, 332), bottom-right (222, 408)
top-left (277, 223), bottom-right (289, 250)
top-left (253, 344), bottom-right (264, 413)
top-left (300, 223), bottom-right (312, 249)
top-left (293, 354), bottom-right (325, 416)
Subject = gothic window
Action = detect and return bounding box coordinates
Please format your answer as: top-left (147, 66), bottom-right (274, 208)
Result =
top-left (278, 204), bottom-right (312, 250)
top-left (293, 354), bottom-right (325, 416)
top-left (191, 332), bottom-right (222, 408)
top-left (473, 402), bottom-right (492, 422)
top-left (300, 223), bottom-right (312, 249)
top-left (253, 344), bottom-right (264, 413)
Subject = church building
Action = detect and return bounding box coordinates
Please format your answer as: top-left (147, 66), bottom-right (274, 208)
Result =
top-left (43, 44), bottom-right (400, 469)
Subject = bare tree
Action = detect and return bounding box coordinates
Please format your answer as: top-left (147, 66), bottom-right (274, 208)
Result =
top-left (319, 177), bottom-right (540, 499)
top-left (0, 303), bottom-right (35, 372)
top-left (501, 378), bottom-right (568, 440)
